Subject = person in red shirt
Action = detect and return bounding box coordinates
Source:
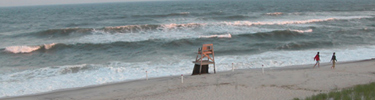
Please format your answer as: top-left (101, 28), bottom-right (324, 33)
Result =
top-left (313, 52), bottom-right (320, 68)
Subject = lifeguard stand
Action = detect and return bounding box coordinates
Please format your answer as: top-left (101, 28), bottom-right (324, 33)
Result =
top-left (192, 44), bottom-right (216, 75)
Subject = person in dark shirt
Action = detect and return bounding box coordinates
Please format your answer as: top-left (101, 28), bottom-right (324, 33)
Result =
top-left (331, 52), bottom-right (337, 69)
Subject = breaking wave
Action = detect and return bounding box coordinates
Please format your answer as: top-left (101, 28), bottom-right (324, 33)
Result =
top-left (4, 43), bottom-right (57, 54)
top-left (2, 30), bottom-right (305, 54)
top-left (17, 16), bottom-right (370, 39)
top-left (35, 28), bottom-right (94, 38)
top-left (219, 17), bottom-right (368, 26)
top-left (200, 34), bottom-right (232, 38)
top-left (276, 41), bottom-right (334, 50)
top-left (290, 29), bottom-right (313, 33)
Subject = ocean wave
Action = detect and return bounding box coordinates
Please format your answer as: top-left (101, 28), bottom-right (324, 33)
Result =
top-left (160, 23), bottom-right (203, 30)
top-left (210, 15), bottom-right (253, 20)
top-left (200, 34), bottom-right (232, 38)
top-left (290, 29), bottom-right (313, 33)
top-left (0, 60), bottom-right (182, 97)
top-left (221, 18), bottom-right (334, 26)
top-left (101, 16), bottom-right (370, 33)
top-left (266, 12), bottom-right (283, 16)
top-left (1, 30), bottom-right (305, 54)
top-left (5, 64), bottom-right (91, 81)
top-left (35, 28), bottom-right (93, 38)
top-left (103, 24), bottom-right (160, 33)
top-left (239, 30), bottom-right (305, 39)
top-left (0, 64), bottom-right (98, 96)
top-left (3, 45), bottom-right (375, 98)
top-left (221, 16), bottom-right (372, 26)
top-left (18, 16), bottom-right (370, 40)
top-left (4, 43), bottom-right (57, 54)
top-left (131, 12), bottom-right (190, 18)
top-left (2, 41), bottom-right (155, 54)
top-left (4, 46), bottom-right (41, 54)
top-left (276, 41), bottom-right (334, 50)
top-left (58, 64), bottom-right (93, 74)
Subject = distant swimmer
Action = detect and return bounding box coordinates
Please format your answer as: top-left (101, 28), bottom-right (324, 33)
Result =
top-left (313, 52), bottom-right (320, 68)
top-left (331, 52), bottom-right (337, 69)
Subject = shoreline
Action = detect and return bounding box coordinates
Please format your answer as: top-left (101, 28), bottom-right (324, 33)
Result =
top-left (1, 58), bottom-right (375, 100)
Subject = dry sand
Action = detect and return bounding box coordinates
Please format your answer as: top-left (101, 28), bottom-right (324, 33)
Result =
top-left (1, 59), bottom-right (375, 100)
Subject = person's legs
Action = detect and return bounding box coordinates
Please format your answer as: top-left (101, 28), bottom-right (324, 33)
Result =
top-left (313, 62), bottom-right (316, 68)
top-left (313, 61), bottom-right (319, 68)
top-left (332, 61), bottom-right (336, 69)
top-left (318, 61), bottom-right (320, 68)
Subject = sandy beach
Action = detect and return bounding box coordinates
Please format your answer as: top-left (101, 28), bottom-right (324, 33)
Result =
top-left (1, 59), bottom-right (375, 100)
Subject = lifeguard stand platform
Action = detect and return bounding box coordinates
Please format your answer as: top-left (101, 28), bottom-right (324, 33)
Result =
top-left (192, 44), bottom-right (216, 75)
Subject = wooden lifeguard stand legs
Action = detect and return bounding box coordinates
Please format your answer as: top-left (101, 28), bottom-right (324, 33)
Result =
top-left (198, 51), bottom-right (216, 75)
top-left (199, 52), bottom-right (203, 75)
top-left (193, 44), bottom-right (216, 75)
top-left (213, 51), bottom-right (216, 74)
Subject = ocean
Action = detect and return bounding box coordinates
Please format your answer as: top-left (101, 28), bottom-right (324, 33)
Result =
top-left (1, 0), bottom-right (375, 97)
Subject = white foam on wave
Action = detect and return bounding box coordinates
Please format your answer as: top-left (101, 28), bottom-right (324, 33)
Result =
top-left (222, 16), bottom-right (373, 26)
top-left (72, 15), bottom-right (373, 44)
top-left (4, 46), bottom-right (41, 54)
top-left (0, 60), bottom-right (191, 97)
top-left (43, 43), bottom-right (56, 49)
top-left (217, 45), bottom-right (375, 70)
top-left (4, 43), bottom-right (57, 54)
top-left (290, 29), bottom-right (313, 33)
top-left (222, 18), bottom-right (328, 26)
top-left (160, 16), bottom-right (370, 30)
top-left (2, 45), bottom-right (375, 97)
top-left (104, 25), bottom-right (155, 33)
top-left (200, 34), bottom-right (232, 38)
top-left (160, 23), bottom-right (204, 30)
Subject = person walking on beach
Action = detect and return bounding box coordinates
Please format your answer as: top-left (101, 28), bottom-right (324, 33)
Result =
top-left (313, 52), bottom-right (320, 68)
top-left (331, 52), bottom-right (337, 69)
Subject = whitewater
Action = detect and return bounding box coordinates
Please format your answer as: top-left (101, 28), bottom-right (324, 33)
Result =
top-left (1, 0), bottom-right (375, 98)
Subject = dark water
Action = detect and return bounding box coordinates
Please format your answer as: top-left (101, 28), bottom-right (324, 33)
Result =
top-left (1, 0), bottom-right (375, 97)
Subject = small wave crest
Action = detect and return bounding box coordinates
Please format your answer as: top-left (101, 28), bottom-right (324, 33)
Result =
top-left (103, 24), bottom-right (160, 33)
top-left (200, 34), bottom-right (232, 38)
top-left (290, 29), bottom-right (313, 33)
top-left (6, 64), bottom-right (91, 80)
top-left (0, 62), bottom-right (151, 97)
top-left (161, 23), bottom-right (203, 30)
top-left (99, 16), bottom-right (358, 34)
top-left (22, 16), bottom-right (369, 42)
top-left (4, 46), bottom-right (41, 54)
top-left (221, 18), bottom-right (337, 26)
top-left (240, 30), bottom-right (304, 39)
top-left (58, 64), bottom-right (92, 74)
top-left (103, 16), bottom-right (370, 33)
top-left (276, 41), bottom-right (334, 50)
top-left (35, 28), bottom-right (93, 38)
top-left (221, 16), bottom-right (372, 26)
top-left (266, 12), bottom-right (283, 16)
top-left (98, 23), bottom-right (202, 33)
top-left (4, 43), bottom-right (57, 54)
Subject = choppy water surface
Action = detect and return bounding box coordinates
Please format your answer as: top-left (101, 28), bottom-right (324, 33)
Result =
top-left (1, 0), bottom-right (375, 97)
